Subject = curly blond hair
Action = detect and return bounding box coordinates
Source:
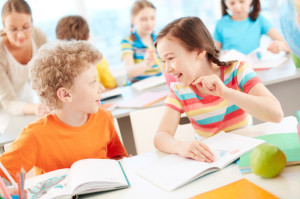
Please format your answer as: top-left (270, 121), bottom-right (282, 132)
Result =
top-left (29, 40), bottom-right (102, 109)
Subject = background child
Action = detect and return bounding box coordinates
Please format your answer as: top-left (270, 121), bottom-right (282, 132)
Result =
top-left (214, 0), bottom-right (290, 55)
top-left (0, 40), bottom-right (127, 184)
top-left (56, 15), bottom-right (117, 89)
top-left (120, 0), bottom-right (162, 82)
top-left (154, 17), bottom-right (283, 162)
top-left (0, 0), bottom-right (48, 116)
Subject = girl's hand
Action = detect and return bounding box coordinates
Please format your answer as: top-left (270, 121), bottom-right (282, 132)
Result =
top-left (175, 140), bottom-right (215, 162)
top-left (144, 49), bottom-right (155, 68)
top-left (193, 74), bottom-right (228, 97)
top-left (34, 103), bottom-right (50, 116)
top-left (267, 41), bottom-right (286, 54)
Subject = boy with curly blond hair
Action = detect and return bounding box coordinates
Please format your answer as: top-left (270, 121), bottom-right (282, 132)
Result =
top-left (0, 40), bottom-right (127, 182)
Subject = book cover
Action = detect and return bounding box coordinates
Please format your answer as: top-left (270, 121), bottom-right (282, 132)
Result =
top-left (136, 132), bottom-right (265, 191)
top-left (238, 133), bottom-right (300, 173)
top-left (189, 178), bottom-right (279, 199)
top-left (117, 90), bottom-right (169, 108)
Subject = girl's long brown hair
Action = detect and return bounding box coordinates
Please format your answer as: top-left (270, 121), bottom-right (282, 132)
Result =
top-left (155, 17), bottom-right (234, 67)
top-left (221, 0), bottom-right (261, 21)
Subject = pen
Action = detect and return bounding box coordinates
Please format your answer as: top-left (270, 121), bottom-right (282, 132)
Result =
top-left (0, 163), bottom-right (17, 189)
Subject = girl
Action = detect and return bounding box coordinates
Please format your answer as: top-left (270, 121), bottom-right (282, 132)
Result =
top-left (214, 0), bottom-right (290, 55)
top-left (120, 0), bottom-right (162, 82)
top-left (0, 0), bottom-right (49, 115)
top-left (154, 17), bottom-right (283, 162)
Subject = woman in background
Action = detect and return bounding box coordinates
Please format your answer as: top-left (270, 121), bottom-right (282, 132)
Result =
top-left (0, 0), bottom-right (49, 116)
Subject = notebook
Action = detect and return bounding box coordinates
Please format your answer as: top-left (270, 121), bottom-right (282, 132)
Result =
top-left (100, 87), bottom-right (122, 100)
top-left (220, 48), bottom-right (288, 70)
top-left (136, 132), bottom-right (265, 191)
top-left (25, 159), bottom-right (130, 199)
top-left (238, 133), bottom-right (300, 173)
top-left (189, 178), bottom-right (279, 199)
top-left (131, 75), bottom-right (166, 91)
top-left (117, 90), bottom-right (169, 108)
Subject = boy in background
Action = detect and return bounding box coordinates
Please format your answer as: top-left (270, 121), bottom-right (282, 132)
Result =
top-left (0, 40), bottom-right (127, 183)
top-left (56, 15), bottom-right (117, 89)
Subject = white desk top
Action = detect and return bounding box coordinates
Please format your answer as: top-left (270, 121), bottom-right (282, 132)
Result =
top-left (83, 116), bottom-right (300, 199)
top-left (256, 55), bottom-right (300, 86)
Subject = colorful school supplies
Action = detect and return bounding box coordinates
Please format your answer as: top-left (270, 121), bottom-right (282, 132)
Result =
top-left (0, 175), bottom-right (12, 199)
top-left (0, 163), bottom-right (17, 188)
top-left (238, 133), bottom-right (300, 173)
top-left (189, 178), bottom-right (279, 199)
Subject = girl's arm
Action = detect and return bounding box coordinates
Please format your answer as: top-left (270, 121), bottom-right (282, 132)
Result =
top-left (122, 49), bottom-right (155, 79)
top-left (154, 106), bottom-right (215, 162)
top-left (267, 28), bottom-right (290, 53)
top-left (194, 75), bottom-right (283, 123)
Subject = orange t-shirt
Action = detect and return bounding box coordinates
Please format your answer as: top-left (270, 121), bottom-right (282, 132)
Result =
top-left (0, 108), bottom-right (127, 181)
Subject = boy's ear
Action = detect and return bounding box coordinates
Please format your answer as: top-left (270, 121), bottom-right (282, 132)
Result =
top-left (196, 50), bottom-right (206, 60)
top-left (57, 87), bottom-right (72, 103)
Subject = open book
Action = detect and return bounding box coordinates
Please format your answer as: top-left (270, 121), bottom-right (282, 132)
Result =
top-left (136, 132), bottom-right (265, 191)
top-left (25, 159), bottom-right (130, 199)
top-left (100, 87), bottom-right (122, 100)
top-left (220, 48), bottom-right (288, 70)
top-left (131, 75), bottom-right (166, 91)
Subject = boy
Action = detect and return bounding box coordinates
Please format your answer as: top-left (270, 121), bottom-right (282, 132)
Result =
top-left (0, 40), bottom-right (127, 183)
top-left (56, 15), bottom-right (117, 89)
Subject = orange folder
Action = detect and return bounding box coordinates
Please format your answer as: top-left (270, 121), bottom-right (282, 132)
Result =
top-left (190, 178), bottom-right (279, 199)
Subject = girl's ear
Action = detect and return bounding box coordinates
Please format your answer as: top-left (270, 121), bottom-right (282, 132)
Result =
top-left (196, 50), bottom-right (206, 60)
top-left (57, 87), bottom-right (72, 103)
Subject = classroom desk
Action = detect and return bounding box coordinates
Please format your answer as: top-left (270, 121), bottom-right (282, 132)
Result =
top-left (104, 83), bottom-right (169, 155)
top-left (82, 116), bottom-right (300, 199)
top-left (255, 56), bottom-right (300, 124)
top-left (0, 114), bottom-right (39, 153)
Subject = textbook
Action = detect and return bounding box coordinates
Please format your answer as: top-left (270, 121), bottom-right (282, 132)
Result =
top-left (131, 75), bottom-right (166, 91)
top-left (136, 132), bottom-right (265, 191)
top-left (189, 178), bottom-right (279, 199)
top-left (25, 159), bottom-right (130, 199)
top-left (116, 90), bottom-right (169, 108)
top-left (220, 48), bottom-right (288, 70)
top-left (238, 133), bottom-right (300, 173)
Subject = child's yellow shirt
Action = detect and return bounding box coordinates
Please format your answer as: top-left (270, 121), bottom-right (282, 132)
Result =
top-left (96, 57), bottom-right (117, 88)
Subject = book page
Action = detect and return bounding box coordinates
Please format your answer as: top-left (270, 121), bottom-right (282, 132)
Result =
top-left (131, 75), bottom-right (166, 91)
top-left (25, 168), bottom-right (71, 199)
top-left (70, 159), bottom-right (128, 195)
top-left (203, 132), bottom-right (265, 168)
top-left (136, 132), bottom-right (264, 191)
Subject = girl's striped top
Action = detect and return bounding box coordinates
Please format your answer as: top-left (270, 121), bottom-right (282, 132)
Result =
top-left (165, 61), bottom-right (262, 138)
top-left (121, 31), bottom-right (162, 82)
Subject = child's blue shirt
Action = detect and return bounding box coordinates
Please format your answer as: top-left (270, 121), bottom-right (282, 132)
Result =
top-left (213, 14), bottom-right (272, 54)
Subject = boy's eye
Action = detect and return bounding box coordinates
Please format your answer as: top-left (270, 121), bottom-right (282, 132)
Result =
top-left (168, 57), bottom-right (174, 61)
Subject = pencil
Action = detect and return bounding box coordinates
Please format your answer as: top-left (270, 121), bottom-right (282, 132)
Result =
top-left (20, 168), bottom-right (25, 199)
top-left (149, 46), bottom-right (164, 72)
top-left (0, 163), bottom-right (17, 188)
top-left (17, 173), bottom-right (22, 199)
top-left (0, 176), bottom-right (12, 199)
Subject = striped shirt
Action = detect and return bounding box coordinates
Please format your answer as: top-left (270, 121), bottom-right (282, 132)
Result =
top-left (121, 31), bottom-right (162, 82)
top-left (165, 61), bottom-right (262, 138)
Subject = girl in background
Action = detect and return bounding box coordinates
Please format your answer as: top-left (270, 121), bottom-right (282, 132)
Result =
top-left (214, 0), bottom-right (290, 55)
top-left (0, 0), bottom-right (49, 116)
top-left (121, 0), bottom-right (162, 82)
top-left (154, 17), bottom-right (283, 162)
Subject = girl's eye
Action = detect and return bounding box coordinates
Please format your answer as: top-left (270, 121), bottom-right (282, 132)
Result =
top-left (168, 57), bottom-right (174, 61)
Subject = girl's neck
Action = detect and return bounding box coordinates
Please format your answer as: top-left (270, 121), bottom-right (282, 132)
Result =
top-left (137, 30), bottom-right (153, 47)
top-left (54, 108), bottom-right (89, 127)
top-left (230, 14), bottom-right (249, 21)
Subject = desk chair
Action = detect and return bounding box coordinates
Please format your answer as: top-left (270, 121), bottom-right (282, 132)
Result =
top-left (130, 106), bottom-right (195, 155)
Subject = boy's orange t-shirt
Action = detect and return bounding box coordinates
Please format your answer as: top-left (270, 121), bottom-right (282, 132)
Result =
top-left (0, 108), bottom-right (127, 181)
